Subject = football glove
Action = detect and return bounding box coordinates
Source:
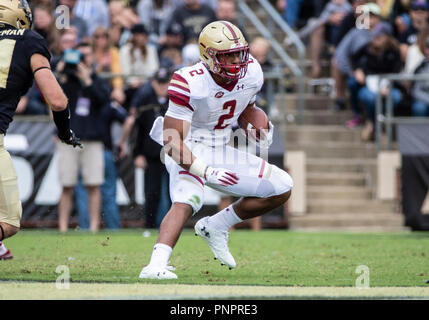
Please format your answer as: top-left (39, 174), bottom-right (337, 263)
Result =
top-left (60, 130), bottom-right (83, 149)
top-left (205, 166), bottom-right (239, 187)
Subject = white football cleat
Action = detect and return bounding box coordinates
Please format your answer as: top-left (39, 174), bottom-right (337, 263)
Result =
top-left (166, 265), bottom-right (176, 271)
top-left (139, 265), bottom-right (178, 280)
top-left (194, 216), bottom-right (236, 269)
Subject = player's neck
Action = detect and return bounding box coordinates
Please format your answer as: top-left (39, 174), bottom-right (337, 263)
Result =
top-left (210, 72), bottom-right (235, 86)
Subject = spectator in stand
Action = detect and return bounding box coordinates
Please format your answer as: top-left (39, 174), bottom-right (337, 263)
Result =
top-left (277, 0), bottom-right (304, 29)
top-left (350, 24), bottom-right (403, 141)
top-left (92, 26), bottom-right (126, 105)
top-left (334, 0), bottom-right (370, 47)
top-left (120, 23), bottom-right (160, 111)
top-left (278, 0), bottom-right (331, 29)
top-left (108, 0), bottom-right (140, 47)
top-left (16, 28), bottom-right (79, 116)
top-left (57, 0), bottom-right (89, 41)
top-left (29, 0), bottom-right (54, 10)
top-left (74, 101), bottom-right (134, 230)
top-left (51, 28), bottom-right (79, 66)
top-left (215, 0), bottom-right (247, 37)
top-left (55, 42), bottom-right (111, 233)
top-left (33, 4), bottom-right (60, 54)
top-left (131, 67), bottom-right (172, 228)
top-left (249, 37), bottom-right (272, 112)
top-left (73, 0), bottom-right (110, 36)
top-left (216, 0), bottom-right (239, 24)
top-left (137, 0), bottom-right (178, 47)
top-left (390, 0), bottom-right (413, 37)
top-left (331, 3), bottom-right (382, 114)
top-left (410, 30), bottom-right (429, 116)
top-left (403, 25), bottom-right (427, 75)
top-left (158, 22), bottom-right (184, 60)
top-left (376, 0), bottom-right (397, 19)
top-left (161, 46), bottom-right (184, 69)
top-left (397, 0), bottom-right (429, 61)
top-left (166, 0), bottom-right (217, 47)
top-left (306, 0), bottom-right (353, 78)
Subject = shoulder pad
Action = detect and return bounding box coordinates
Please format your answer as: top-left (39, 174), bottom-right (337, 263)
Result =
top-left (245, 55), bottom-right (264, 89)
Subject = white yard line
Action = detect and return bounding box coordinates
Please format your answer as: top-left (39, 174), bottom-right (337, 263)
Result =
top-left (1, 282), bottom-right (428, 300)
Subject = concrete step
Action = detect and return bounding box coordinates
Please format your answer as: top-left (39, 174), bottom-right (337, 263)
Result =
top-left (307, 172), bottom-right (367, 187)
top-left (276, 94), bottom-right (334, 111)
top-left (290, 213), bottom-right (404, 229)
top-left (306, 158), bottom-right (377, 173)
top-left (307, 186), bottom-right (372, 200)
top-left (307, 199), bottom-right (396, 214)
top-left (291, 110), bottom-right (352, 126)
top-left (287, 142), bottom-right (377, 158)
top-left (283, 125), bottom-right (362, 144)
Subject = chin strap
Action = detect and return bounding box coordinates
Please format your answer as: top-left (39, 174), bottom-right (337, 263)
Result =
top-left (0, 224), bottom-right (4, 241)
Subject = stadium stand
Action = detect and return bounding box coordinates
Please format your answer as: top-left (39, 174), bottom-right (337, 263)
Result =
top-left (10, 0), bottom-right (429, 231)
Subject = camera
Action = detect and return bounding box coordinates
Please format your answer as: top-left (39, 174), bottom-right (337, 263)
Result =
top-left (62, 49), bottom-right (82, 74)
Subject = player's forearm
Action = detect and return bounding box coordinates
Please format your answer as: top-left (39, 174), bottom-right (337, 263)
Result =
top-left (164, 137), bottom-right (195, 172)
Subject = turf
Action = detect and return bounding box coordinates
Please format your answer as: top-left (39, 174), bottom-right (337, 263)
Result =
top-left (1, 229), bottom-right (428, 287)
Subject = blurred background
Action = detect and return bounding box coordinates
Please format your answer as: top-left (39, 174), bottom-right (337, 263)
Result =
top-left (8, 0), bottom-right (429, 232)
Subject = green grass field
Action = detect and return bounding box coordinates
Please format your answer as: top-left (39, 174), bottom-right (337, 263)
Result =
top-left (1, 229), bottom-right (428, 299)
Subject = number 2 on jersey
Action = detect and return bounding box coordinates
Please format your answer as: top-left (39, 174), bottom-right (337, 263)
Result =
top-left (214, 100), bottom-right (236, 130)
top-left (0, 39), bottom-right (16, 89)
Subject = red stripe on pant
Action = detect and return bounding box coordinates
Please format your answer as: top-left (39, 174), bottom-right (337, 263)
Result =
top-left (258, 160), bottom-right (266, 178)
top-left (179, 171), bottom-right (204, 186)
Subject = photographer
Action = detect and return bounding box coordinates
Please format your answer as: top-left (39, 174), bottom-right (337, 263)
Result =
top-left (131, 67), bottom-right (172, 228)
top-left (54, 41), bottom-right (111, 233)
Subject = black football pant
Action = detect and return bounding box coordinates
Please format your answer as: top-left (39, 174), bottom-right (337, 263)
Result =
top-left (144, 160), bottom-right (170, 228)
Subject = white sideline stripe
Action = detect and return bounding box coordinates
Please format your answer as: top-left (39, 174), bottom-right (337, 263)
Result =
top-left (0, 283), bottom-right (428, 300)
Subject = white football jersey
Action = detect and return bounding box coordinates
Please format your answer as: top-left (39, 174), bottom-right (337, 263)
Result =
top-left (165, 54), bottom-right (264, 147)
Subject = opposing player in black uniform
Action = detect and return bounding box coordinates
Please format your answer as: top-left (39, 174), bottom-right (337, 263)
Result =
top-left (0, 0), bottom-right (81, 259)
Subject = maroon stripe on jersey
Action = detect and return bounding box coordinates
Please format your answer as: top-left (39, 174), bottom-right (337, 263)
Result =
top-left (172, 73), bottom-right (189, 85)
top-left (169, 82), bottom-right (190, 93)
top-left (168, 90), bottom-right (194, 111)
top-left (220, 21), bottom-right (239, 44)
top-left (179, 171), bottom-right (204, 186)
top-left (258, 160), bottom-right (266, 178)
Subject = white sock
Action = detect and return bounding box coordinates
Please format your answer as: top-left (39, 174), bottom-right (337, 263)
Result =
top-left (0, 242), bottom-right (7, 255)
top-left (208, 205), bottom-right (243, 232)
top-left (147, 243), bottom-right (172, 268)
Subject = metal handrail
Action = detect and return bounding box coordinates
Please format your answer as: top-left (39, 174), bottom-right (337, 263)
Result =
top-left (376, 72), bottom-right (429, 152)
top-left (237, 0), bottom-right (306, 124)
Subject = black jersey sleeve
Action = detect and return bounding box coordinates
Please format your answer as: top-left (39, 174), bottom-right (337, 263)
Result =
top-left (23, 30), bottom-right (52, 64)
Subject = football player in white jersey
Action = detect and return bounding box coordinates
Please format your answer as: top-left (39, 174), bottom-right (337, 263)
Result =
top-left (139, 21), bottom-right (293, 279)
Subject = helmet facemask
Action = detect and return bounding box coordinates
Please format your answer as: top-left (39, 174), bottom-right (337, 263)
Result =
top-left (207, 45), bottom-right (249, 80)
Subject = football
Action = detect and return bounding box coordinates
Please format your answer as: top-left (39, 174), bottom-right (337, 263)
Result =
top-left (238, 105), bottom-right (269, 140)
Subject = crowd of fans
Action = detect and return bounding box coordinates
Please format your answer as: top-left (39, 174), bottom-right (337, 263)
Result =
top-left (19, 0), bottom-right (429, 231)
top-left (22, 0), bottom-right (248, 231)
top-left (278, 0), bottom-right (429, 140)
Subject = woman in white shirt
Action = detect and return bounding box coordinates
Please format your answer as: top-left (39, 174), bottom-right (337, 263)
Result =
top-left (120, 24), bottom-right (160, 109)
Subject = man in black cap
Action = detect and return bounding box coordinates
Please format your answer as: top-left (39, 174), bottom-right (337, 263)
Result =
top-left (130, 67), bottom-right (173, 228)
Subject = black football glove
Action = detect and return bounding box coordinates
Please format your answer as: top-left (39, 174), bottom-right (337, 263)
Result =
top-left (60, 130), bottom-right (83, 149)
